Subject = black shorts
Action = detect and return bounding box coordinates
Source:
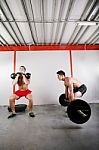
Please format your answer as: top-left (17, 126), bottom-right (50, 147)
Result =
top-left (73, 84), bottom-right (87, 96)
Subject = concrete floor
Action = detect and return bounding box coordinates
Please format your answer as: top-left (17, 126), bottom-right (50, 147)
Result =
top-left (0, 104), bottom-right (99, 150)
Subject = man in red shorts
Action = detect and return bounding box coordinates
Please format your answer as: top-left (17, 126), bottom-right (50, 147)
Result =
top-left (8, 66), bottom-right (35, 118)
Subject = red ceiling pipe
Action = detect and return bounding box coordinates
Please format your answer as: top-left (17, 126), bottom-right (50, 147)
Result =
top-left (0, 45), bottom-right (99, 51)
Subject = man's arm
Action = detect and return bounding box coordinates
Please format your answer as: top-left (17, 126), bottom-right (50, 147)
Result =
top-left (22, 74), bottom-right (30, 85)
top-left (12, 74), bottom-right (19, 86)
top-left (68, 81), bottom-right (74, 101)
top-left (65, 86), bottom-right (68, 99)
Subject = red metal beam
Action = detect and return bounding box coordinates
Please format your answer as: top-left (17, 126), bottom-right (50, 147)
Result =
top-left (0, 45), bottom-right (99, 51)
top-left (14, 50), bottom-right (16, 73)
top-left (13, 50), bottom-right (16, 93)
top-left (69, 50), bottom-right (73, 77)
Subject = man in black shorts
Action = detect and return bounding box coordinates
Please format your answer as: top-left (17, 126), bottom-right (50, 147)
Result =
top-left (57, 70), bottom-right (87, 102)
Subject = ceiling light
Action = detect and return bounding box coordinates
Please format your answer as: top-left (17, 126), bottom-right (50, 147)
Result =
top-left (77, 21), bottom-right (98, 26)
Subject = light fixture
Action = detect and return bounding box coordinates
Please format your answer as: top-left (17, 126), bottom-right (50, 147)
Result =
top-left (77, 21), bottom-right (99, 26)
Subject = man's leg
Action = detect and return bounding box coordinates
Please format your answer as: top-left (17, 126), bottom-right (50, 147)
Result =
top-left (8, 94), bottom-right (19, 118)
top-left (74, 84), bottom-right (87, 99)
top-left (26, 94), bottom-right (35, 117)
top-left (74, 91), bottom-right (82, 99)
top-left (66, 86), bottom-right (86, 113)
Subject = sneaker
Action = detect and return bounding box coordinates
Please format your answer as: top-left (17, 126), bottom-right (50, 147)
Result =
top-left (29, 112), bottom-right (35, 117)
top-left (8, 113), bottom-right (16, 119)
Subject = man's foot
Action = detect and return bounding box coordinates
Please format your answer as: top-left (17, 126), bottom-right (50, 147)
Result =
top-left (65, 110), bottom-right (67, 113)
top-left (29, 112), bottom-right (35, 117)
top-left (8, 113), bottom-right (16, 119)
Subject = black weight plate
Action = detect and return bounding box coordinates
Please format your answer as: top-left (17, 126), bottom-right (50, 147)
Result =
top-left (8, 104), bottom-right (27, 112)
top-left (59, 94), bottom-right (69, 107)
top-left (67, 99), bottom-right (91, 124)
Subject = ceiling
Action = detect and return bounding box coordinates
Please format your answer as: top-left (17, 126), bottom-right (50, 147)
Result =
top-left (0, 0), bottom-right (99, 46)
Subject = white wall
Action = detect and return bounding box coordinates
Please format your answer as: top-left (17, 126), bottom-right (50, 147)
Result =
top-left (72, 50), bottom-right (99, 103)
top-left (0, 52), bottom-right (13, 105)
top-left (16, 51), bottom-right (70, 105)
top-left (0, 50), bottom-right (99, 105)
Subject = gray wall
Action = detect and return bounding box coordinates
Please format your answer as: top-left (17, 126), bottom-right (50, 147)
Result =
top-left (0, 51), bottom-right (70, 105)
top-left (16, 51), bottom-right (70, 105)
top-left (0, 52), bottom-right (13, 105)
top-left (72, 50), bottom-right (99, 103)
top-left (0, 50), bottom-right (99, 105)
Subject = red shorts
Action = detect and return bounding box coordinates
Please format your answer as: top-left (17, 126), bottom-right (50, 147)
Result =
top-left (14, 89), bottom-right (32, 97)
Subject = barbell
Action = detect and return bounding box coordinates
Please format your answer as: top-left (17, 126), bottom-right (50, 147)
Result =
top-left (59, 93), bottom-right (91, 124)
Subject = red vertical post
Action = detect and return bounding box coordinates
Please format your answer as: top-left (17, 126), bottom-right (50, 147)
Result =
top-left (69, 50), bottom-right (73, 77)
top-left (13, 50), bottom-right (16, 93)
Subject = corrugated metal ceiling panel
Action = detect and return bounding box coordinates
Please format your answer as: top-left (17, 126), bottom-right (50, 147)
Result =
top-left (0, 0), bottom-right (99, 46)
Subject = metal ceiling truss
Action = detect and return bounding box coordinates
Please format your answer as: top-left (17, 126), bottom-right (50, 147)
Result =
top-left (94, 13), bottom-right (99, 21)
top-left (0, 40), bottom-right (5, 45)
top-left (50, 0), bottom-right (57, 44)
top-left (74, 27), bottom-right (89, 44)
top-left (0, 3), bottom-right (21, 45)
top-left (0, 34), bottom-right (9, 45)
top-left (89, 34), bottom-right (99, 44)
top-left (0, 0), bottom-right (98, 46)
top-left (3, 0), bottom-right (26, 45)
top-left (92, 37), bottom-right (99, 45)
top-left (54, 0), bottom-right (65, 44)
top-left (40, 0), bottom-right (46, 44)
top-left (87, 0), bottom-right (99, 21)
top-left (58, 0), bottom-right (75, 44)
top-left (21, 0), bottom-right (36, 44)
top-left (85, 27), bottom-right (99, 43)
top-left (1, 21), bottom-right (18, 45)
top-left (72, 2), bottom-right (98, 44)
top-left (29, 0), bottom-right (38, 44)
top-left (71, 26), bottom-right (85, 44)
top-left (68, 0), bottom-right (98, 45)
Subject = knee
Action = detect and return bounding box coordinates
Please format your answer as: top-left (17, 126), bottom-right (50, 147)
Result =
top-left (26, 94), bottom-right (33, 101)
top-left (28, 98), bottom-right (33, 102)
top-left (9, 95), bottom-right (15, 102)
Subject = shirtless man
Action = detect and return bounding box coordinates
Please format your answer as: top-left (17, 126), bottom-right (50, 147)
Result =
top-left (8, 66), bottom-right (35, 118)
top-left (57, 70), bottom-right (87, 102)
